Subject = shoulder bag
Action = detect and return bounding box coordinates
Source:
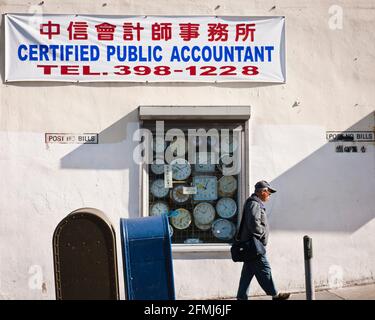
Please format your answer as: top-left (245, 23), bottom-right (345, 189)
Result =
top-left (230, 199), bottom-right (266, 262)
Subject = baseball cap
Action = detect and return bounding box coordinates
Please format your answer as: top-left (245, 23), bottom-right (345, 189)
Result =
top-left (254, 180), bottom-right (277, 193)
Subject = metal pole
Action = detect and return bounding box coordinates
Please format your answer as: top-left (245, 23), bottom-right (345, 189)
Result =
top-left (303, 235), bottom-right (315, 300)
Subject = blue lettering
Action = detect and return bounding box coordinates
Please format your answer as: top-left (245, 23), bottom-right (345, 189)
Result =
top-left (191, 46), bottom-right (200, 62)
top-left (244, 47), bottom-right (254, 62)
top-left (201, 46), bottom-right (212, 62)
top-left (59, 45), bottom-right (64, 60)
top-left (107, 45), bottom-right (116, 62)
top-left (39, 45), bottom-right (49, 61)
top-left (50, 45), bottom-right (58, 60)
top-left (213, 46), bottom-right (223, 62)
top-left (224, 46), bottom-right (234, 62)
top-left (180, 46), bottom-right (190, 62)
top-left (170, 46), bottom-right (181, 62)
top-left (29, 45), bottom-right (38, 61)
top-left (80, 45), bottom-right (89, 61)
top-left (138, 46), bottom-right (147, 62)
top-left (128, 46), bottom-right (137, 62)
top-left (153, 46), bottom-right (163, 62)
top-left (90, 46), bottom-right (100, 61)
top-left (65, 45), bottom-right (74, 61)
top-left (254, 46), bottom-right (264, 62)
top-left (235, 46), bottom-right (244, 62)
top-left (18, 44), bottom-right (28, 61)
top-left (265, 46), bottom-right (274, 61)
top-left (75, 45), bottom-right (79, 61)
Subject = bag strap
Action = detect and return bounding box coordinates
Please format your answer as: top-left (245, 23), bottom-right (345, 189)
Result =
top-left (234, 197), bottom-right (251, 241)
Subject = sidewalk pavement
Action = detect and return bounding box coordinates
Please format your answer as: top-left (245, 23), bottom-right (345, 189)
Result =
top-left (247, 283), bottom-right (375, 300)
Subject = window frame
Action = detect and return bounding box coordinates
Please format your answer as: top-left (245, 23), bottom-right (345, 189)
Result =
top-left (138, 106), bottom-right (251, 252)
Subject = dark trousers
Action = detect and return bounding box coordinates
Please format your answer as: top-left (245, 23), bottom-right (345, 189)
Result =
top-left (237, 254), bottom-right (278, 299)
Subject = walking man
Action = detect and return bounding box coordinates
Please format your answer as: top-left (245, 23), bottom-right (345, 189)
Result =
top-left (236, 180), bottom-right (291, 300)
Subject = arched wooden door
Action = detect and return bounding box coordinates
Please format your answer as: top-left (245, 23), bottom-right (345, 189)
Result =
top-left (53, 208), bottom-right (119, 300)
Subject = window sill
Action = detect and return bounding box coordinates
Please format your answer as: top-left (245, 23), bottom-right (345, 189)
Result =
top-left (171, 243), bottom-right (231, 253)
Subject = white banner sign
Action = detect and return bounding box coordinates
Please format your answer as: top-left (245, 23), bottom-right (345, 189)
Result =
top-left (5, 14), bottom-right (285, 82)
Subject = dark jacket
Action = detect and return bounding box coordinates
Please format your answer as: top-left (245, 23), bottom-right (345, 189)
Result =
top-left (239, 194), bottom-right (269, 246)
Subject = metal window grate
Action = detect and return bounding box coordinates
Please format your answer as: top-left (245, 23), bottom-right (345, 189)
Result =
top-left (146, 124), bottom-right (242, 244)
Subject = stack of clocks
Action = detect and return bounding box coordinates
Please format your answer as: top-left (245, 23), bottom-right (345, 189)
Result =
top-left (148, 135), bottom-right (240, 242)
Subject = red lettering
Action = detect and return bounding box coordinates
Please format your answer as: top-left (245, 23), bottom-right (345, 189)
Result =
top-left (61, 65), bottom-right (80, 75)
top-left (83, 66), bottom-right (101, 75)
top-left (68, 21), bottom-right (89, 40)
top-left (179, 23), bottom-right (200, 41)
top-left (207, 23), bottom-right (229, 41)
top-left (95, 23), bottom-right (116, 41)
top-left (40, 21), bottom-right (60, 39)
top-left (37, 65), bottom-right (58, 75)
top-left (151, 23), bottom-right (172, 41)
top-left (235, 24), bottom-right (256, 42)
top-left (123, 22), bottom-right (144, 41)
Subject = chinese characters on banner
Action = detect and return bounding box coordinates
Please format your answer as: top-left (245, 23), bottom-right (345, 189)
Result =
top-left (5, 14), bottom-right (285, 82)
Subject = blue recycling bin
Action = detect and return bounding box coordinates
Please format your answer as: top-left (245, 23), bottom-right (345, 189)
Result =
top-left (120, 215), bottom-right (175, 300)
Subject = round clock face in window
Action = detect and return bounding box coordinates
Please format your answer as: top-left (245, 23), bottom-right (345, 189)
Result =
top-left (151, 162), bottom-right (165, 175)
top-left (150, 179), bottom-right (169, 198)
top-left (150, 201), bottom-right (169, 216)
top-left (216, 197), bottom-right (237, 219)
top-left (170, 208), bottom-right (192, 230)
top-left (212, 219), bottom-right (236, 240)
top-left (218, 175), bottom-right (237, 197)
top-left (171, 158), bottom-right (191, 181)
top-left (193, 202), bottom-right (216, 225)
top-left (171, 185), bottom-right (190, 204)
top-left (217, 154), bottom-right (234, 173)
top-left (194, 221), bottom-right (212, 231)
top-left (193, 176), bottom-right (218, 201)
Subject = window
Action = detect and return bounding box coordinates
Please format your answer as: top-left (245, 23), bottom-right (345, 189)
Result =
top-left (138, 106), bottom-right (250, 247)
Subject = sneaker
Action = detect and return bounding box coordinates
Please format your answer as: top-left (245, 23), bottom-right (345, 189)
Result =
top-left (272, 292), bottom-right (291, 300)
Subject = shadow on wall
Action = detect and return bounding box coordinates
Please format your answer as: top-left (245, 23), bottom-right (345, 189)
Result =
top-left (60, 108), bottom-right (139, 170)
top-left (60, 108), bottom-right (140, 218)
top-left (268, 111), bottom-right (375, 233)
top-left (60, 109), bottom-right (374, 233)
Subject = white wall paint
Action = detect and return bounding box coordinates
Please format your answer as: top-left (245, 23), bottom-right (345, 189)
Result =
top-left (0, 1), bottom-right (374, 299)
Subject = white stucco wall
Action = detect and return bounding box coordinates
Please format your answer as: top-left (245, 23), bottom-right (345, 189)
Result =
top-left (0, 0), bottom-right (374, 299)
